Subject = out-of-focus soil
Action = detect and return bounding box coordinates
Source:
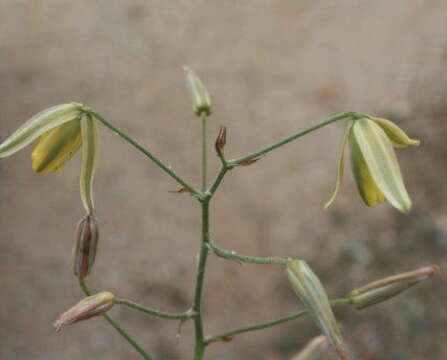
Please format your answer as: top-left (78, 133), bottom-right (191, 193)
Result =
top-left (1, 1), bottom-right (446, 359)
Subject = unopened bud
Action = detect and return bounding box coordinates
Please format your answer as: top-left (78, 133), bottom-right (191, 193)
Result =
top-left (73, 215), bottom-right (99, 279)
top-left (215, 126), bottom-right (227, 157)
top-left (54, 291), bottom-right (115, 332)
top-left (348, 265), bottom-right (441, 310)
top-left (285, 260), bottom-right (347, 360)
top-left (238, 155), bottom-right (264, 166)
top-left (183, 66), bottom-right (211, 116)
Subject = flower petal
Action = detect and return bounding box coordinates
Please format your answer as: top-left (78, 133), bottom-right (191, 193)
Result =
top-left (324, 120), bottom-right (354, 210)
top-left (352, 118), bottom-right (412, 213)
top-left (80, 114), bottom-right (99, 215)
top-left (371, 117), bottom-right (420, 148)
top-left (349, 131), bottom-right (385, 207)
top-left (31, 120), bottom-right (82, 173)
top-left (0, 103), bottom-right (81, 158)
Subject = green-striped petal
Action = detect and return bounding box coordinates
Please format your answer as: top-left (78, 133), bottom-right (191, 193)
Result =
top-left (0, 103), bottom-right (82, 158)
top-left (324, 120), bottom-right (354, 210)
top-left (80, 114), bottom-right (99, 215)
top-left (352, 118), bottom-right (412, 213)
top-left (31, 120), bottom-right (82, 173)
top-left (349, 131), bottom-right (385, 207)
top-left (371, 117), bottom-right (420, 148)
top-left (284, 260), bottom-right (347, 360)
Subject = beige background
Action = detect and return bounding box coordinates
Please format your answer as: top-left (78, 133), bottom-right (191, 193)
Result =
top-left (1, 1), bottom-right (446, 359)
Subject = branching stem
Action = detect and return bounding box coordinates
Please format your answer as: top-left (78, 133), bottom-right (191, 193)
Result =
top-left (89, 110), bottom-right (202, 199)
top-left (204, 298), bottom-right (352, 345)
top-left (228, 112), bottom-right (356, 166)
top-left (208, 241), bottom-right (289, 265)
top-left (115, 298), bottom-right (197, 320)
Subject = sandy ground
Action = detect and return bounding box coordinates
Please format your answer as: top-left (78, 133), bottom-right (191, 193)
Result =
top-left (1, 1), bottom-right (446, 359)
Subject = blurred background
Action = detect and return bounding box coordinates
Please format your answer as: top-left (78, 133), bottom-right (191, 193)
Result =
top-left (1, 1), bottom-right (446, 359)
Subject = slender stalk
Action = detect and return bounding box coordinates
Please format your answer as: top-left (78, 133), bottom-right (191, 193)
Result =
top-left (192, 111), bottom-right (211, 360)
top-left (208, 241), bottom-right (289, 265)
top-left (89, 110), bottom-right (202, 198)
top-left (228, 112), bottom-right (356, 166)
top-left (207, 165), bottom-right (229, 196)
top-left (201, 112), bottom-right (208, 191)
top-left (204, 298), bottom-right (352, 344)
top-left (115, 298), bottom-right (197, 320)
top-left (78, 278), bottom-right (154, 360)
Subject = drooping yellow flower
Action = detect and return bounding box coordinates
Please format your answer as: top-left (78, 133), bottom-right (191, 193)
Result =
top-left (0, 103), bottom-right (98, 214)
top-left (324, 116), bottom-right (420, 213)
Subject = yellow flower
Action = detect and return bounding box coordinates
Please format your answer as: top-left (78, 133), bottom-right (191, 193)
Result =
top-left (0, 103), bottom-right (98, 214)
top-left (324, 116), bottom-right (420, 213)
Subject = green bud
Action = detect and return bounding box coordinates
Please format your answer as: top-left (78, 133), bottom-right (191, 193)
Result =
top-left (285, 260), bottom-right (347, 360)
top-left (183, 66), bottom-right (211, 116)
top-left (349, 266), bottom-right (440, 310)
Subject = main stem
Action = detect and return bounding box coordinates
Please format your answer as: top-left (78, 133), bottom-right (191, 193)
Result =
top-left (193, 113), bottom-right (210, 360)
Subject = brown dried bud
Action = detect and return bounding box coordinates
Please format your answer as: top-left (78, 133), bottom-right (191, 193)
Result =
top-left (168, 186), bottom-right (191, 194)
top-left (73, 215), bottom-right (99, 279)
top-left (238, 155), bottom-right (264, 166)
top-left (215, 126), bottom-right (227, 157)
top-left (54, 291), bottom-right (115, 332)
top-left (348, 265), bottom-right (441, 310)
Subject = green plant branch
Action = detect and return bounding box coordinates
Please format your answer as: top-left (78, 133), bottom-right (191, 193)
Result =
top-left (208, 241), bottom-right (290, 265)
top-left (88, 109), bottom-right (202, 199)
top-left (207, 165), bottom-right (229, 196)
top-left (228, 112), bottom-right (358, 166)
top-left (204, 298), bottom-right (352, 345)
top-left (192, 110), bottom-right (211, 360)
top-left (115, 298), bottom-right (197, 320)
top-left (201, 112), bottom-right (208, 191)
top-left (78, 278), bottom-right (155, 360)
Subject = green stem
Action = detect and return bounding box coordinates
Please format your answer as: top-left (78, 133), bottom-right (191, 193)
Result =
top-left (208, 241), bottom-right (289, 265)
top-left (89, 110), bottom-right (202, 199)
top-left (191, 109), bottom-right (212, 360)
top-left (204, 298), bottom-right (352, 344)
top-left (207, 165), bottom-right (229, 196)
top-left (201, 112), bottom-right (208, 191)
top-left (78, 278), bottom-right (154, 360)
top-left (115, 298), bottom-right (197, 320)
top-left (193, 199), bottom-right (210, 360)
top-left (228, 112), bottom-right (356, 166)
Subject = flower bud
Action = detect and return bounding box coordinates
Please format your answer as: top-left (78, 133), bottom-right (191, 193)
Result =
top-left (73, 215), bottom-right (99, 279)
top-left (285, 260), bottom-right (347, 360)
top-left (183, 66), bottom-right (211, 116)
top-left (54, 291), bottom-right (115, 332)
top-left (215, 126), bottom-right (227, 157)
top-left (348, 265), bottom-right (441, 310)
